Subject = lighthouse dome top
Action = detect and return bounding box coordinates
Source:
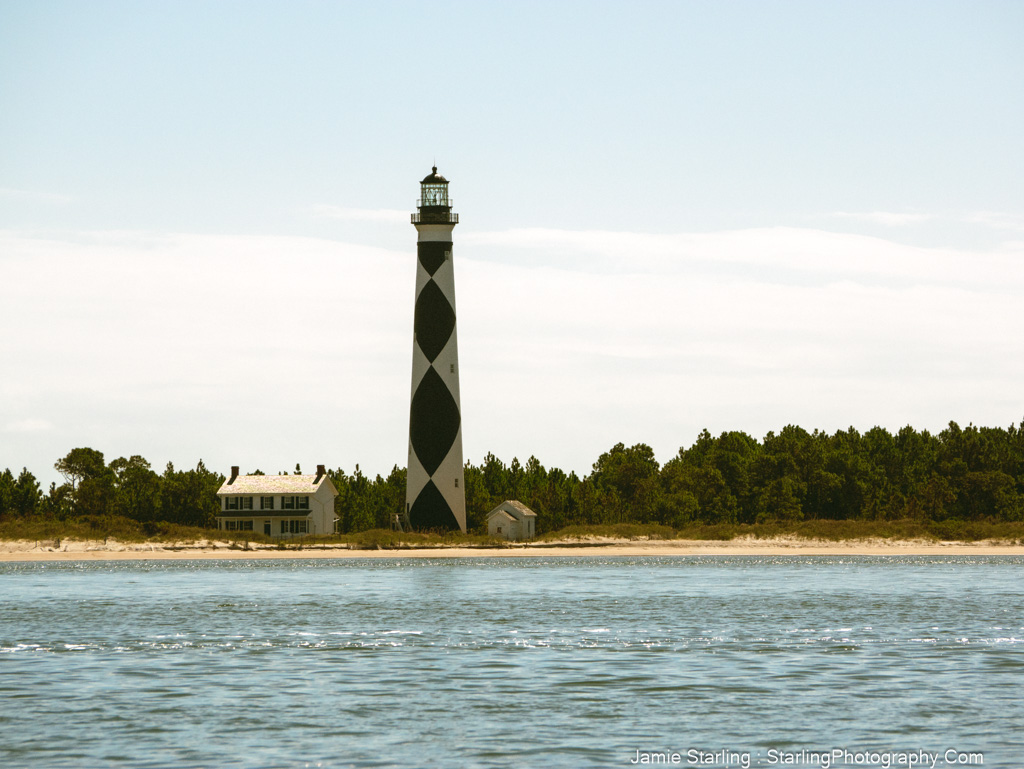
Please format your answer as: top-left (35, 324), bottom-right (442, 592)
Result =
top-left (421, 166), bottom-right (448, 184)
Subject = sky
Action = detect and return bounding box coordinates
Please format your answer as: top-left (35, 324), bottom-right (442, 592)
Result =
top-left (2, 0), bottom-right (1023, 488)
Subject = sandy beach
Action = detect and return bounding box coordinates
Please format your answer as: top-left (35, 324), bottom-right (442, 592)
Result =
top-left (2, 537), bottom-right (1023, 561)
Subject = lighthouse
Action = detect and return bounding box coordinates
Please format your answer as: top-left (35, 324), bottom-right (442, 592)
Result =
top-left (406, 167), bottom-right (466, 532)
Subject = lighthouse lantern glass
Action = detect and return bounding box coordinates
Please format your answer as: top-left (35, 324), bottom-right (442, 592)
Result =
top-left (421, 182), bottom-right (448, 207)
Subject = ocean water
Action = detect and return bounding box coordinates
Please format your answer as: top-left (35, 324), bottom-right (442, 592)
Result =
top-left (1, 556), bottom-right (1022, 769)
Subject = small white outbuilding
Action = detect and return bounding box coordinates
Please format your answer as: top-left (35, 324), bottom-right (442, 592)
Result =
top-left (486, 500), bottom-right (537, 541)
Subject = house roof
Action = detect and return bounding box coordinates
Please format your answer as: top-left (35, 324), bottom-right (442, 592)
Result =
top-left (486, 500), bottom-right (537, 521)
top-left (217, 474), bottom-right (337, 496)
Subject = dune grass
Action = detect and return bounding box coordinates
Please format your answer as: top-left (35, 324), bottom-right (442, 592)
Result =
top-left (0, 516), bottom-right (507, 549)
top-left (0, 515), bottom-right (219, 544)
top-left (3, 515), bottom-right (1023, 548)
top-left (537, 519), bottom-right (1024, 544)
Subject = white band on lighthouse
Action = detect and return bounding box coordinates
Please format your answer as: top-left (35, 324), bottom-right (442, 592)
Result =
top-left (415, 224), bottom-right (456, 242)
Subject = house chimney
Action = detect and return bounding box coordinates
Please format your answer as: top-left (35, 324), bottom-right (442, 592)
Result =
top-left (229, 466), bottom-right (239, 484)
top-left (315, 464), bottom-right (326, 483)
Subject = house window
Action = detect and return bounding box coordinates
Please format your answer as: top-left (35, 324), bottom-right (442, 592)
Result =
top-left (225, 520), bottom-right (252, 531)
top-left (297, 496), bottom-right (309, 510)
top-left (282, 519), bottom-right (308, 534)
top-left (282, 496), bottom-right (294, 510)
top-left (454, 478), bottom-right (458, 488)
top-left (240, 497), bottom-right (253, 510)
top-left (261, 496), bottom-right (274, 510)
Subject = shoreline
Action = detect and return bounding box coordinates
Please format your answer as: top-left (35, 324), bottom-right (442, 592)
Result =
top-left (2, 537), bottom-right (1024, 561)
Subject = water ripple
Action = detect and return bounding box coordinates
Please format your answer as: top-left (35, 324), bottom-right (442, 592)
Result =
top-left (2, 556), bottom-right (1023, 767)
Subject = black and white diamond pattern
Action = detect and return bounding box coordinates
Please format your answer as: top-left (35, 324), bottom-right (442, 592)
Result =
top-left (406, 233), bottom-right (466, 532)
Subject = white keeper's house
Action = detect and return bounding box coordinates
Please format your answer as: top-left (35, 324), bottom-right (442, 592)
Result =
top-left (216, 465), bottom-right (338, 537)
top-left (486, 500), bottom-right (537, 541)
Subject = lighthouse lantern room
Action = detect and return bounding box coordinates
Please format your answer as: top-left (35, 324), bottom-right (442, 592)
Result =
top-left (411, 167), bottom-right (458, 224)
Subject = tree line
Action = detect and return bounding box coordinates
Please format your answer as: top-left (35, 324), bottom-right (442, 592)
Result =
top-left (2, 421), bottom-right (1023, 533)
top-left (0, 448), bottom-right (224, 527)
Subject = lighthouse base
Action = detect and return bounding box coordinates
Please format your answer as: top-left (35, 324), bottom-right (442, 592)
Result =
top-left (409, 480), bottom-right (461, 531)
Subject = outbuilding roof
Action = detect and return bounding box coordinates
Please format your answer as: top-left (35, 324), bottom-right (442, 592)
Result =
top-left (504, 500), bottom-right (537, 517)
top-left (217, 474), bottom-right (336, 496)
top-left (485, 500), bottom-right (538, 520)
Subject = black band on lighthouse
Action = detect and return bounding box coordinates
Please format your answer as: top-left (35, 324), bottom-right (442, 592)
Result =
top-left (409, 367), bottom-right (461, 477)
top-left (418, 241), bottom-right (451, 276)
top-left (413, 280), bottom-right (456, 363)
top-left (409, 479), bottom-right (459, 531)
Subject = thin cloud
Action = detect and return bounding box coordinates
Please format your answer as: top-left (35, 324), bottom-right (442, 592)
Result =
top-left (463, 226), bottom-right (1024, 290)
top-left (311, 205), bottom-right (407, 223)
top-left (962, 211), bottom-right (1024, 232)
top-left (0, 187), bottom-right (72, 204)
top-left (3, 419), bottom-right (55, 433)
top-left (829, 211), bottom-right (934, 226)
